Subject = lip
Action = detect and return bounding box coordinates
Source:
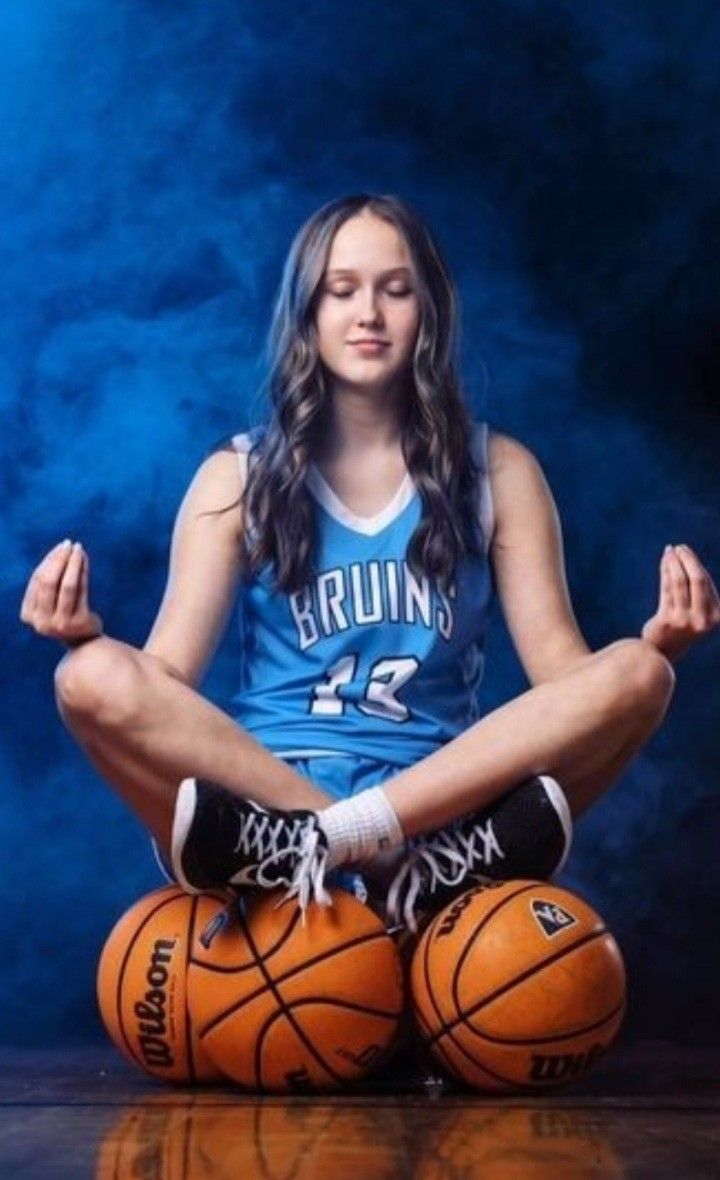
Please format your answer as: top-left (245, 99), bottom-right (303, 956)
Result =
top-left (348, 339), bottom-right (391, 348)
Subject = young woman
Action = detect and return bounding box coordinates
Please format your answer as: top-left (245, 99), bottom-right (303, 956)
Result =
top-left (20, 193), bottom-right (719, 933)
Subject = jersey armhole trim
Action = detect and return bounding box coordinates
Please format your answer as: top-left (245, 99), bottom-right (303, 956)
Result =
top-left (230, 432), bottom-right (253, 450)
top-left (230, 426), bottom-right (266, 475)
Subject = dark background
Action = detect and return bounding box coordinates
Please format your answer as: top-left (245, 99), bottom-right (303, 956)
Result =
top-left (1, 0), bottom-right (719, 1046)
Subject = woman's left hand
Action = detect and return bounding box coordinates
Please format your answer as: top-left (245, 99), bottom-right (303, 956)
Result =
top-left (641, 544), bottom-right (720, 663)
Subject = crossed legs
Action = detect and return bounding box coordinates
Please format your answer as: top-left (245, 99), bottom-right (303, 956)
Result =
top-left (54, 639), bottom-right (334, 859)
top-left (54, 636), bottom-right (675, 865)
top-left (383, 638), bottom-right (675, 836)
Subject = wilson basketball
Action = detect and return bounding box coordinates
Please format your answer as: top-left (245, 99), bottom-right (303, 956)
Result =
top-left (187, 887), bottom-right (405, 1092)
top-left (96, 885), bottom-right (226, 1084)
top-left (410, 879), bottom-right (626, 1092)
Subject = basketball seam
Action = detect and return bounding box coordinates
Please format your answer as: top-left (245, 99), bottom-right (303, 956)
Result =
top-left (450, 882), bottom-right (540, 1022)
top-left (464, 996), bottom-right (627, 1046)
top-left (434, 992), bottom-right (626, 1092)
top-left (423, 928), bottom-right (618, 1090)
top-left (412, 998), bottom-right (458, 1080)
top-left (433, 1024), bottom-right (525, 1090)
top-left (244, 911), bottom-right (345, 1090)
top-left (191, 898), bottom-right (402, 1091)
top-left (416, 883), bottom-right (611, 1093)
top-left (189, 898), bottom-right (303, 974)
top-left (419, 898), bottom-right (502, 1088)
top-left (197, 928), bottom-right (397, 1038)
top-left (420, 906), bottom-right (459, 1081)
top-left (443, 926), bottom-right (610, 1038)
top-left (255, 996), bottom-right (400, 1089)
top-left (256, 994), bottom-right (402, 1019)
top-left (185, 896), bottom-right (197, 1083)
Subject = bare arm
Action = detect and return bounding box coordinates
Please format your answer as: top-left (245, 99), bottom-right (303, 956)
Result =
top-left (142, 446), bottom-right (247, 688)
top-left (487, 431), bottom-right (591, 686)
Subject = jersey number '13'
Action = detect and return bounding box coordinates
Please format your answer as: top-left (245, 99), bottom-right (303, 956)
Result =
top-left (310, 654), bottom-right (419, 722)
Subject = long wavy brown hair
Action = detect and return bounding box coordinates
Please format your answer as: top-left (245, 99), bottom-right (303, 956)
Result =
top-left (212, 192), bottom-right (486, 595)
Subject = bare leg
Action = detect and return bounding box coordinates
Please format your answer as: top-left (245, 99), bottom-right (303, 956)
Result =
top-left (382, 638), bottom-right (676, 836)
top-left (54, 636), bottom-right (336, 856)
top-left (55, 636), bottom-right (675, 875)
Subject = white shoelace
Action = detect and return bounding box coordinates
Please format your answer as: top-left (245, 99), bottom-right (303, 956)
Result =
top-left (386, 818), bottom-right (504, 933)
top-left (230, 810), bottom-right (301, 878)
top-left (228, 809), bottom-right (331, 913)
top-left (281, 826), bottom-right (332, 917)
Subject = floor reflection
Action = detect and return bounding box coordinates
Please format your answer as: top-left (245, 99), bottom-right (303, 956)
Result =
top-left (96, 1099), bottom-right (624, 1179)
top-left (418, 1107), bottom-right (624, 1179)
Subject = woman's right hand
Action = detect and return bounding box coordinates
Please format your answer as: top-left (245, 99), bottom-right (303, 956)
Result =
top-left (19, 539), bottom-right (104, 648)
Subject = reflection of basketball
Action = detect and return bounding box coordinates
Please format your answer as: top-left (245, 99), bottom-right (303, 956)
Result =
top-left (187, 888), bottom-right (405, 1092)
top-left (96, 885), bottom-right (225, 1084)
top-left (183, 1106), bottom-right (410, 1180)
top-left (96, 1100), bottom-right (414, 1180)
top-left (410, 880), bottom-right (626, 1092)
top-left (418, 1107), bottom-right (624, 1180)
top-left (94, 1104), bottom-right (191, 1179)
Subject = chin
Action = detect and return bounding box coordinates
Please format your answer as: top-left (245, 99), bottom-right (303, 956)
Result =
top-left (341, 371), bottom-right (398, 392)
top-left (322, 356), bottom-right (412, 395)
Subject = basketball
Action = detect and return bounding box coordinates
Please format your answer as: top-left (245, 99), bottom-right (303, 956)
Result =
top-left (187, 887), bottom-right (405, 1092)
top-left (410, 879), bottom-right (626, 1092)
top-left (96, 884), bottom-right (226, 1084)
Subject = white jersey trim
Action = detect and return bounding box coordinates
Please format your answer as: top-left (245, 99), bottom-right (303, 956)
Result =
top-left (306, 463), bottom-right (416, 536)
top-left (231, 422), bottom-right (495, 552)
top-left (231, 431), bottom-right (253, 453)
top-left (272, 748), bottom-right (356, 759)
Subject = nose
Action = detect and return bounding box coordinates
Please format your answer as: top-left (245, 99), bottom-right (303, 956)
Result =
top-left (357, 286), bottom-right (383, 326)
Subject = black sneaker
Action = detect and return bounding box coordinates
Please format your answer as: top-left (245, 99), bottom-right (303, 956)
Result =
top-left (385, 774), bottom-right (572, 934)
top-left (170, 778), bottom-right (332, 911)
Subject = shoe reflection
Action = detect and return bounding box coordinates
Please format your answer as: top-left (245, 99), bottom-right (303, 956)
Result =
top-left (96, 1098), bottom-right (624, 1179)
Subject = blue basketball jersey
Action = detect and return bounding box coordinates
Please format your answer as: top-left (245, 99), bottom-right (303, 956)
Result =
top-left (226, 422), bottom-right (495, 768)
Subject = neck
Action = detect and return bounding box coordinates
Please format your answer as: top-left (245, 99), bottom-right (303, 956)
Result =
top-left (315, 382), bottom-right (411, 461)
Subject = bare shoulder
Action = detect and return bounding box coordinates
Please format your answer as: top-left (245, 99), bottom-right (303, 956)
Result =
top-left (486, 429), bottom-right (538, 474)
top-left (182, 444), bottom-right (248, 543)
top-left (485, 429), bottom-right (551, 544)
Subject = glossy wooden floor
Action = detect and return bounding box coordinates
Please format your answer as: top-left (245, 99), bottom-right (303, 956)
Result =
top-left (2, 1041), bottom-right (719, 1178)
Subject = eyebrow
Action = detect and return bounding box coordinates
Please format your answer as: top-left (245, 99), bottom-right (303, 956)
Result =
top-left (325, 266), bottom-right (412, 278)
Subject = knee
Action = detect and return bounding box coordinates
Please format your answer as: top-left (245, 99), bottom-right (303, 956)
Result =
top-left (54, 638), bottom-right (142, 728)
top-left (609, 638), bottom-right (676, 717)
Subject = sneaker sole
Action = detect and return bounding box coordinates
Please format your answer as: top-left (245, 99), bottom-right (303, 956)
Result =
top-left (170, 777), bottom-right (202, 894)
top-left (538, 773), bottom-right (573, 876)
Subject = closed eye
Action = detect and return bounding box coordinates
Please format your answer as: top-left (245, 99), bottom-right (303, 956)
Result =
top-left (329, 287), bottom-right (413, 299)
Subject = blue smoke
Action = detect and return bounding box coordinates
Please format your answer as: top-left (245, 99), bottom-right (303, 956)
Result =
top-left (1, 0), bottom-right (718, 1046)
